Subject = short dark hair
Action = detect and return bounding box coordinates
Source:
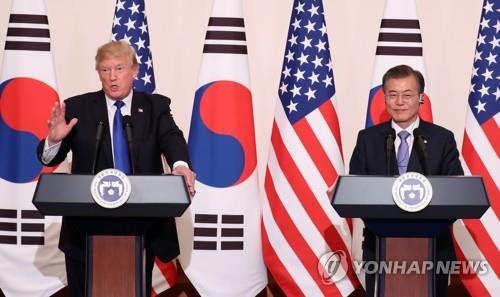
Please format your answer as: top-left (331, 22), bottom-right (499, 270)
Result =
top-left (382, 64), bottom-right (425, 94)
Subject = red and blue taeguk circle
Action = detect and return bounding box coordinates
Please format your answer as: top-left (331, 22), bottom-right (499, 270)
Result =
top-left (188, 80), bottom-right (257, 188)
top-left (0, 77), bottom-right (58, 183)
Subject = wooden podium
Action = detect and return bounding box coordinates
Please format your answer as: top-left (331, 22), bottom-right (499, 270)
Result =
top-left (32, 173), bottom-right (190, 297)
top-left (332, 175), bottom-right (489, 297)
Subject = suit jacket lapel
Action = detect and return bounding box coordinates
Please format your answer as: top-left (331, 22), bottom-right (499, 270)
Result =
top-left (407, 144), bottom-right (422, 173)
top-left (130, 91), bottom-right (148, 166)
top-left (407, 120), bottom-right (430, 174)
top-left (92, 91), bottom-right (113, 169)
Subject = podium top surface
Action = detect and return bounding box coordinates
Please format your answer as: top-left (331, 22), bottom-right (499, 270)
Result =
top-left (33, 173), bottom-right (190, 218)
top-left (332, 175), bottom-right (489, 220)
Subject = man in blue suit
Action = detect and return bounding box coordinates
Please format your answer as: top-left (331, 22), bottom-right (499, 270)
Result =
top-left (38, 41), bottom-right (196, 296)
top-left (349, 64), bottom-right (463, 296)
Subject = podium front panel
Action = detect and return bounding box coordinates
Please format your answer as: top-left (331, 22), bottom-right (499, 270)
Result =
top-left (332, 175), bottom-right (489, 220)
top-left (33, 174), bottom-right (190, 217)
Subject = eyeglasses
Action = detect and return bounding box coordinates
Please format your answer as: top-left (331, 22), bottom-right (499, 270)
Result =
top-left (384, 93), bottom-right (419, 101)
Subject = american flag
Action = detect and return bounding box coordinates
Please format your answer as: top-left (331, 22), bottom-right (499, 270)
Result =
top-left (111, 0), bottom-right (155, 93)
top-left (262, 0), bottom-right (359, 295)
top-left (111, 1), bottom-right (176, 295)
top-left (453, 1), bottom-right (500, 295)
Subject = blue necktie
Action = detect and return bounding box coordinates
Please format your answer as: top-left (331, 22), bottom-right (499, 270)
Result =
top-left (113, 100), bottom-right (131, 174)
top-left (397, 131), bottom-right (411, 174)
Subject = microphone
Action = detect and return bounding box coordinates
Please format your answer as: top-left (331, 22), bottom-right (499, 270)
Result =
top-left (92, 121), bottom-right (106, 174)
top-left (385, 128), bottom-right (396, 176)
top-left (413, 128), bottom-right (429, 176)
top-left (122, 115), bottom-right (135, 174)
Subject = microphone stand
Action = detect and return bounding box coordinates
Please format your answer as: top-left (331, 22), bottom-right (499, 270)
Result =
top-left (413, 128), bottom-right (429, 176)
top-left (92, 121), bottom-right (105, 174)
top-left (385, 128), bottom-right (396, 176)
top-left (122, 115), bottom-right (136, 175)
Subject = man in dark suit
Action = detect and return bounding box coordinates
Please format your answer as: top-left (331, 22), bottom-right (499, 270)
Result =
top-left (37, 41), bottom-right (196, 297)
top-left (349, 65), bottom-right (463, 296)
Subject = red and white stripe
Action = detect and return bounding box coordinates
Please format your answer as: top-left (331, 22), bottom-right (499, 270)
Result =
top-left (262, 98), bottom-right (359, 296)
top-left (152, 260), bottom-right (177, 296)
top-left (453, 108), bottom-right (499, 296)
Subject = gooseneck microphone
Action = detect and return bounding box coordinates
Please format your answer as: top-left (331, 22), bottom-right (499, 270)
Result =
top-left (92, 121), bottom-right (106, 174)
top-left (122, 115), bottom-right (135, 175)
top-left (385, 128), bottom-right (396, 176)
top-left (413, 128), bottom-right (429, 176)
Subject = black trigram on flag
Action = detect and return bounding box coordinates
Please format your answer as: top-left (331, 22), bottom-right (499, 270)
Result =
top-left (0, 209), bottom-right (45, 245)
top-left (5, 14), bottom-right (51, 52)
top-left (193, 214), bottom-right (244, 250)
top-left (203, 17), bottom-right (247, 54)
top-left (376, 19), bottom-right (422, 56)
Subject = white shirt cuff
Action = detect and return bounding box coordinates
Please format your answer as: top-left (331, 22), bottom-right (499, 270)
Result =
top-left (41, 140), bottom-right (62, 164)
top-left (172, 160), bottom-right (189, 170)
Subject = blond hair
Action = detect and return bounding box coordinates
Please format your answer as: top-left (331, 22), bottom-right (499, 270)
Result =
top-left (95, 40), bottom-right (138, 69)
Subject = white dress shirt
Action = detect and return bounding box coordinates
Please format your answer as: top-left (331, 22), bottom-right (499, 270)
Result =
top-left (391, 116), bottom-right (420, 158)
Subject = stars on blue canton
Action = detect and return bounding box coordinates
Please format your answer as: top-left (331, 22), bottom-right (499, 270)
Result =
top-left (469, 1), bottom-right (500, 124)
top-left (279, 0), bottom-right (335, 124)
top-left (112, 0), bottom-right (155, 93)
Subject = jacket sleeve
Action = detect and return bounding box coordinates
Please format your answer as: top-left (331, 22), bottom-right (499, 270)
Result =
top-left (439, 130), bottom-right (464, 175)
top-left (156, 97), bottom-right (190, 168)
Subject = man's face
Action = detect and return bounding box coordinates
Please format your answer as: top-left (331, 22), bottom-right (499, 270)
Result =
top-left (384, 75), bottom-right (421, 129)
top-left (97, 54), bottom-right (138, 100)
